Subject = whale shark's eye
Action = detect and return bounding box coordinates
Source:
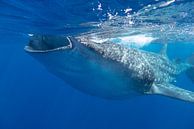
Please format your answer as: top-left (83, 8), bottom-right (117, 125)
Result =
top-left (25, 35), bottom-right (72, 52)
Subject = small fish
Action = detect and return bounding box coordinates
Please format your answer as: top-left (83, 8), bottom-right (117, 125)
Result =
top-left (186, 54), bottom-right (194, 84)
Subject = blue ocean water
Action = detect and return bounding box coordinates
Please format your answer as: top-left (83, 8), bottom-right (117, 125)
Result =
top-left (0, 0), bottom-right (194, 129)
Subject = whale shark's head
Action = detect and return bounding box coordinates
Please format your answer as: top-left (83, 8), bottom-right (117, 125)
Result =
top-left (25, 34), bottom-right (72, 52)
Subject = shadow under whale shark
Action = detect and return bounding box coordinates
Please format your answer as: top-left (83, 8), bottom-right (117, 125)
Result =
top-left (25, 34), bottom-right (194, 103)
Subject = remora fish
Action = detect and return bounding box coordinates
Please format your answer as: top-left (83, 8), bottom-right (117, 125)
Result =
top-left (187, 55), bottom-right (194, 83)
top-left (25, 35), bottom-right (194, 102)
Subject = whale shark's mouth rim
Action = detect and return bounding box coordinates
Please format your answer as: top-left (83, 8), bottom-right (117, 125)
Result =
top-left (24, 37), bottom-right (73, 53)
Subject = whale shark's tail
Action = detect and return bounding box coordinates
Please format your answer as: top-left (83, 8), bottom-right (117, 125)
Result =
top-left (150, 83), bottom-right (194, 103)
top-left (186, 54), bottom-right (194, 83)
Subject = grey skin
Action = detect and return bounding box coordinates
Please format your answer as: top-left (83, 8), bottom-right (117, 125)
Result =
top-left (25, 35), bottom-right (194, 103)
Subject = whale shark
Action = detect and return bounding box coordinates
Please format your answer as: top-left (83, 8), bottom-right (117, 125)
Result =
top-left (24, 34), bottom-right (194, 103)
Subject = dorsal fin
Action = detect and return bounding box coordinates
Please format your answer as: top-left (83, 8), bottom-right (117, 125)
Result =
top-left (160, 43), bottom-right (168, 58)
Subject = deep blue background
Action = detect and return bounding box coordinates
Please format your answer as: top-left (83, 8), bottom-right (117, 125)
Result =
top-left (0, 0), bottom-right (194, 129)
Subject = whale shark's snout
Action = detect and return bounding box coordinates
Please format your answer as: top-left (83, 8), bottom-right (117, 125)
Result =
top-left (25, 34), bottom-right (72, 52)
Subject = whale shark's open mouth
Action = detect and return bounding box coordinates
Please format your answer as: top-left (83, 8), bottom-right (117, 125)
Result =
top-left (24, 34), bottom-right (72, 53)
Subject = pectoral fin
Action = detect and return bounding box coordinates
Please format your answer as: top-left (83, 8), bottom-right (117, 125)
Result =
top-left (148, 83), bottom-right (194, 103)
